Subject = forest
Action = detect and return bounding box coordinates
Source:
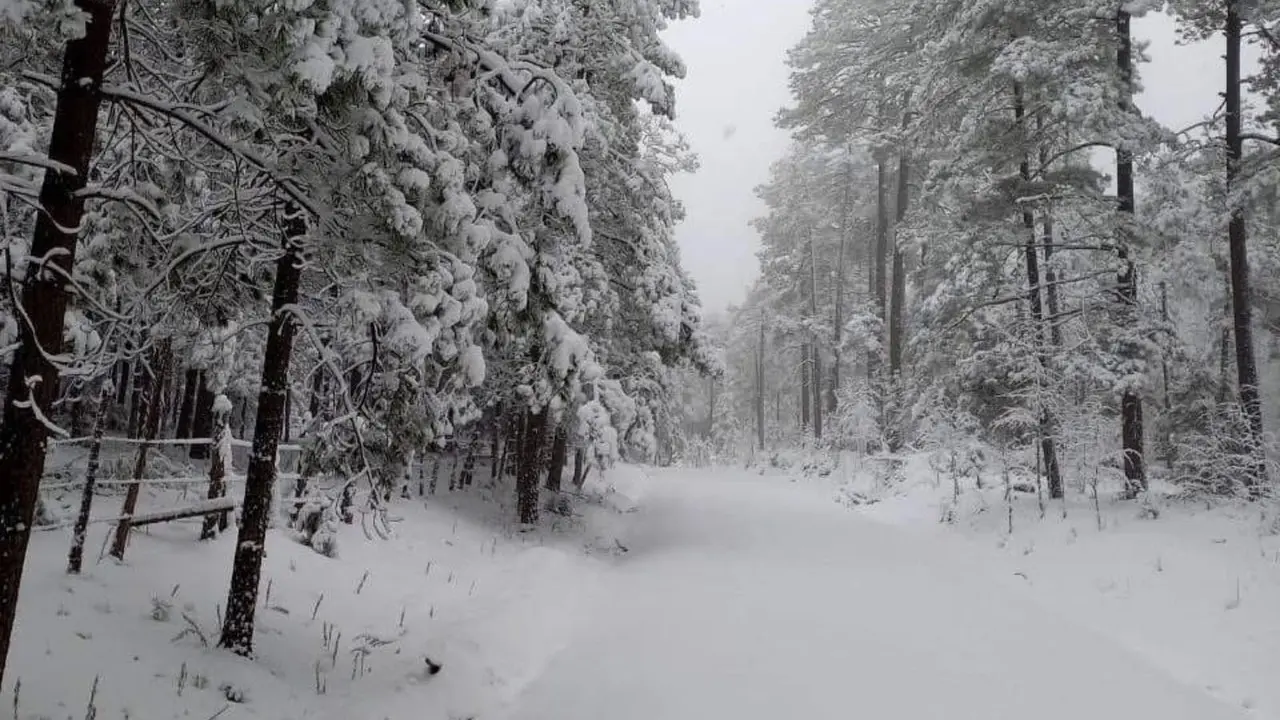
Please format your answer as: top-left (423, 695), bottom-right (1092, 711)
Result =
top-left (681, 0), bottom-right (1280, 508)
top-left (0, 0), bottom-right (706, 685)
top-left (2, 0), bottom-right (1280, 717)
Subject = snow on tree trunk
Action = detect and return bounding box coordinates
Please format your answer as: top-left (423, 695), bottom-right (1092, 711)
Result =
top-left (201, 396), bottom-right (233, 541)
top-left (0, 0), bottom-right (119, 680)
top-left (219, 212), bottom-right (305, 657)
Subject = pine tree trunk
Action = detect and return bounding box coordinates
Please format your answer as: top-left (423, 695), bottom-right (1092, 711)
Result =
top-left (67, 382), bottom-right (113, 574)
top-left (886, 141), bottom-right (910, 452)
top-left (1116, 8), bottom-right (1147, 498)
top-left (307, 367), bottom-right (325, 421)
top-left (830, 157), bottom-right (851, 414)
top-left (799, 344), bottom-right (812, 435)
top-left (1160, 281), bottom-right (1174, 471)
top-left (126, 358), bottom-right (145, 438)
top-left (755, 311), bottom-right (766, 450)
top-left (546, 423), bottom-right (568, 492)
top-left (114, 359), bottom-right (131, 407)
top-left (1015, 82), bottom-right (1064, 500)
top-left (190, 374), bottom-right (214, 459)
top-left (871, 157), bottom-right (889, 381)
top-left (175, 368), bottom-right (199, 439)
top-left (1224, 0), bottom-right (1268, 490)
top-left (201, 404), bottom-right (232, 540)
top-left (516, 408), bottom-right (547, 524)
top-left (110, 339), bottom-right (173, 560)
top-left (219, 210), bottom-right (306, 656)
top-left (706, 377), bottom-right (718, 438)
top-left (1036, 113), bottom-right (1064, 349)
top-left (808, 229), bottom-right (824, 440)
top-left (572, 447), bottom-right (586, 488)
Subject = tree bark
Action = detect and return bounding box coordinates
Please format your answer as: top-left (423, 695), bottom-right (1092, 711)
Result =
top-left (572, 446), bottom-right (587, 488)
top-left (219, 209), bottom-right (306, 656)
top-left (126, 358), bottom-right (145, 438)
top-left (516, 408), bottom-right (547, 524)
top-left (110, 339), bottom-right (173, 560)
top-left (871, 158), bottom-right (889, 381)
top-left (799, 344), bottom-right (812, 435)
top-left (189, 374), bottom-right (214, 459)
top-left (175, 368), bottom-right (199, 439)
top-left (808, 228), bottom-right (823, 440)
top-left (706, 376), bottom-right (718, 438)
top-left (546, 422), bottom-right (568, 492)
top-left (1116, 8), bottom-right (1147, 498)
top-left (1224, 0), bottom-right (1268, 490)
top-left (755, 310), bottom-right (766, 450)
top-left (67, 382), bottom-right (113, 574)
top-left (886, 138), bottom-right (910, 452)
top-left (201, 402), bottom-right (232, 540)
top-left (830, 156), bottom-right (852, 413)
top-left (1015, 82), bottom-right (1064, 500)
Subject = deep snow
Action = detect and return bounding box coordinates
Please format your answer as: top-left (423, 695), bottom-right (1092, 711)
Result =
top-left (9, 461), bottom-right (1275, 719)
top-left (502, 468), bottom-right (1253, 720)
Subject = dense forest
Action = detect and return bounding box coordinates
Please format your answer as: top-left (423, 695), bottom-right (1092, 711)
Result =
top-left (4, 0), bottom-right (1280, 711)
top-left (678, 0), bottom-right (1280, 507)
top-left (0, 0), bottom-right (708, 680)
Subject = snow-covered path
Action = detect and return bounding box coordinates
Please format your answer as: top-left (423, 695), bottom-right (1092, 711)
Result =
top-left (503, 470), bottom-right (1247, 720)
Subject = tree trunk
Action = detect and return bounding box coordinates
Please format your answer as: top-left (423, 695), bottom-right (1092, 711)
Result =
top-left (1015, 82), bottom-right (1064, 500)
top-left (0, 0), bottom-right (119, 661)
top-left (706, 377), bottom-right (718, 438)
top-left (886, 138), bottom-right (910, 452)
top-left (307, 366), bottom-right (325, 421)
top-left (546, 423), bottom-right (568, 492)
top-left (871, 158), bottom-right (889, 381)
top-left (1224, 0), bottom-right (1268, 490)
top-left (126, 358), bottom-right (145, 438)
top-left (755, 311), bottom-right (766, 450)
top-left (888, 154), bottom-right (908, 381)
top-left (799, 344), bottom-right (812, 436)
top-left (67, 381), bottom-right (112, 574)
top-left (809, 228), bottom-right (823, 440)
top-left (516, 408), bottom-right (547, 524)
top-left (189, 374), bottom-right (214, 459)
top-left (572, 446), bottom-right (587, 488)
top-left (114, 358), bottom-right (131, 407)
top-left (175, 368), bottom-right (199, 439)
top-left (1036, 112), bottom-right (1064, 349)
top-left (1116, 8), bottom-right (1147, 498)
top-left (219, 209), bottom-right (306, 657)
top-left (830, 156), bottom-right (852, 413)
top-left (1160, 281), bottom-right (1174, 471)
top-left (201, 402), bottom-right (232, 540)
top-left (110, 339), bottom-right (173, 560)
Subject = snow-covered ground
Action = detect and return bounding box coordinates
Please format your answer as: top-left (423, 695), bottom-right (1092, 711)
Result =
top-left (9, 460), bottom-right (1277, 719)
top-left (847, 453), bottom-right (1280, 719)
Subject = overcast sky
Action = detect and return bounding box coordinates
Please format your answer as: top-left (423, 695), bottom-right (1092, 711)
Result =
top-left (663, 3), bottom-right (1242, 315)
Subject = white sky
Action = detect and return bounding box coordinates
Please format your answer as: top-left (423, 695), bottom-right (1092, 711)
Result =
top-left (664, 3), bottom-right (1244, 314)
